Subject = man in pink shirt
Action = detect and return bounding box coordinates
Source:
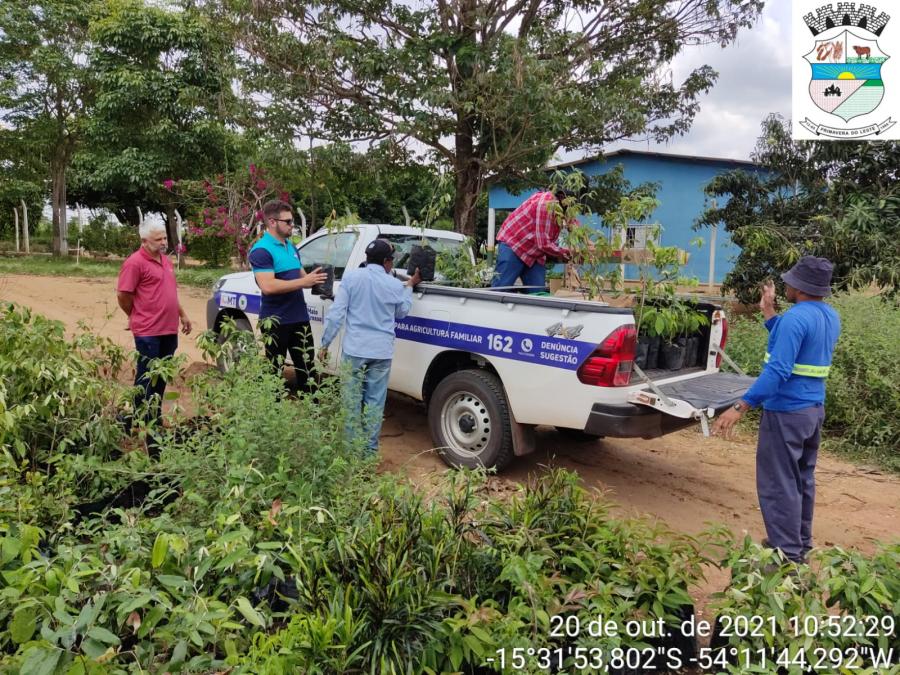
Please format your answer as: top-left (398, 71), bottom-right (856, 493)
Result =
top-left (117, 222), bottom-right (192, 445)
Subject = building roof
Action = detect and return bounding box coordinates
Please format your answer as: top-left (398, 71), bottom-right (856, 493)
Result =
top-left (550, 148), bottom-right (761, 171)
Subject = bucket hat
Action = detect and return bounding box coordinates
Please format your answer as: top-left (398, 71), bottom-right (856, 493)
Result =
top-left (781, 256), bottom-right (833, 297)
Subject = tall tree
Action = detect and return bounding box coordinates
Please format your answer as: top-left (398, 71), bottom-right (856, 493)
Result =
top-left (0, 0), bottom-right (96, 254)
top-left (250, 139), bottom-right (446, 231)
top-left (234, 0), bottom-right (763, 235)
top-left (699, 114), bottom-right (900, 302)
top-left (68, 0), bottom-right (238, 241)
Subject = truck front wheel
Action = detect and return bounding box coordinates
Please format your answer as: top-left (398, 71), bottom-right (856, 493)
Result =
top-left (214, 316), bottom-right (254, 373)
top-left (428, 369), bottom-right (514, 470)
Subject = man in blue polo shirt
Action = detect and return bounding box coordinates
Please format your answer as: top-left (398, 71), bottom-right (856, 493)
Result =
top-left (249, 200), bottom-right (327, 394)
top-left (713, 257), bottom-right (841, 564)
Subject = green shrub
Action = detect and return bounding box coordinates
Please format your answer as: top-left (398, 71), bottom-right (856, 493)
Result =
top-left (1, 308), bottom-right (897, 673)
top-left (184, 232), bottom-right (234, 267)
top-left (0, 305), bottom-right (130, 528)
top-left (726, 293), bottom-right (900, 471)
top-left (77, 216), bottom-right (139, 257)
top-left (709, 535), bottom-right (900, 673)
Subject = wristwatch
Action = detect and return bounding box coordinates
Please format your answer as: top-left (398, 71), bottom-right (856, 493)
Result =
top-left (732, 401), bottom-right (749, 413)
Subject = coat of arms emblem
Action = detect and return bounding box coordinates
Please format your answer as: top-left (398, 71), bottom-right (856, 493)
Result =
top-left (796, 3), bottom-right (896, 138)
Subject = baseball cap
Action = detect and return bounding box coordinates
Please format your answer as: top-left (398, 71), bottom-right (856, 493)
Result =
top-left (365, 238), bottom-right (395, 264)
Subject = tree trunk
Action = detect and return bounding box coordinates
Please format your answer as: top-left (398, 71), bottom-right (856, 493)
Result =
top-left (452, 133), bottom-right (482, 237)
top-left (453, 166), bottom-right (481, 237)
top-left (50, 156), bottom-right (68, 256)
top-left (165, 203), bottom-right (183, 265)
top-left (450, 0), bottom-right (481, 238)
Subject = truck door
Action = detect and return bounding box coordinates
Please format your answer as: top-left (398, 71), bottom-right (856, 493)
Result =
top-left (295, 231), bottom-right (360, 372)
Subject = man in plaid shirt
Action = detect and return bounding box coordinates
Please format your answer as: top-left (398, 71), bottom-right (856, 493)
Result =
top-left (491, 189), bottom-right (570, 292)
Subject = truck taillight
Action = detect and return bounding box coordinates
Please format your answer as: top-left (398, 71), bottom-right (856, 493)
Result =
top-left (715, 315), bottom-right (729, 368)
top-left (577, 324), bottom-right (637, 387)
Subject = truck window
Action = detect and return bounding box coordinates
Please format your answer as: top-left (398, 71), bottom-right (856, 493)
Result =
top-left (297, 232), bottom-right (358, 279)
top-left (381, 234), bottom-right (466, 271)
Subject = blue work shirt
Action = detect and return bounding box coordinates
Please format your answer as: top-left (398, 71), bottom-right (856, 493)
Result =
top-left (321, 264), bottom-right (413, 359)
top-left (742, 301), bottom-right (841, 411)
top-left (248, 232), bottom-right (309, 324)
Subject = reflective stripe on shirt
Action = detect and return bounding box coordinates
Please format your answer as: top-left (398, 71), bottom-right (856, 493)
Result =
top-left (763, 352), bottom-right (831, 378)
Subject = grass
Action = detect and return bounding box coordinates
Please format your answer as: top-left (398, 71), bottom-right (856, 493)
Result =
top-left (726, 292), bottom-right (900, 473)
top-left (0, 253), bottom-right (233, 290)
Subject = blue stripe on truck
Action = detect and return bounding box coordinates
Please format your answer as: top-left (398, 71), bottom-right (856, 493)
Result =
top-left (215, 291), bottom-right (324, 323)
top-left (395, 316), bottom-right (596, 370)
top-left (215, 291), bottom-right (262, 315)
top-left (215, 291), bottom-right (596, 369)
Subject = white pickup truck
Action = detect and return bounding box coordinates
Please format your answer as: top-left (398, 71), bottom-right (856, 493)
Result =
top-left (207, 224), bottom-right (753, 469)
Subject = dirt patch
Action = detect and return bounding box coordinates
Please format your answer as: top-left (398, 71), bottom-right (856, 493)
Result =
top-left (0, 273), bottom-right (210, 362)
top-left (377, 393), bottom-right (899, 554)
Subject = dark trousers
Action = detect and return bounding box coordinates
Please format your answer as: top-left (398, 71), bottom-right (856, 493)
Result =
top-left (133, 334), bottom-right (179, 426)
top-left (261, 320), bottom-right (315, 394)
top-left (756, 405), bottom-right (825, 562)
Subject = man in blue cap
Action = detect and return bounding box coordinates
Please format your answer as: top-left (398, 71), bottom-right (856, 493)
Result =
top-left (712, 257), bottom-right (841, 564)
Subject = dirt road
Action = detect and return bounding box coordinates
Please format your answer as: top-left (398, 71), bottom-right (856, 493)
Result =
top-left (4, 274), bottom-right (897, 559)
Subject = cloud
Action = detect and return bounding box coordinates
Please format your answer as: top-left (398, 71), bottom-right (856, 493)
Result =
top-left (596, 4), bottom-right (793, 161)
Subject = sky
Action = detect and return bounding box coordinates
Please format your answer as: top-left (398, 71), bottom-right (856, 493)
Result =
top-left (578, 1), bottom-right (793, 163)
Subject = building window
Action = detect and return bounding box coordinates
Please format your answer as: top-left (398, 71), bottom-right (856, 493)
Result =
top-left (624, 224), bottom-right (657, 250)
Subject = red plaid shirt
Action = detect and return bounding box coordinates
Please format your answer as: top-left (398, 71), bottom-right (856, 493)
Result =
top-left (496, 191), bottom-right (569, 267)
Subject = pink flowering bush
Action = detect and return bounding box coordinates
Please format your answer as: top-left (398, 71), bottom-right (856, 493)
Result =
top-left (162, 165), bottom-right (287, 267)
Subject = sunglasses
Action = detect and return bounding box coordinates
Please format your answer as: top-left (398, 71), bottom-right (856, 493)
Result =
top-left (272, 217), bottom-right (294, 225)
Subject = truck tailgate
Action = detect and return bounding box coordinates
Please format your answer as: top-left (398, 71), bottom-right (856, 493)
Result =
top-left (650, 372), bottom-right (755, 410)
top-left (628, 372), bottom-right (755, 423)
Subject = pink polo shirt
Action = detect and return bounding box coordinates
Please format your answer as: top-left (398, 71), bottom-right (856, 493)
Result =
top-left (117, 247), bottom-right (180, 337)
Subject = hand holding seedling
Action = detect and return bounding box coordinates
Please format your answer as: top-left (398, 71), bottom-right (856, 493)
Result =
top-left (406, 267), bottom-right (422, 287)
top-left (302, 267), bottom-right (329, 288)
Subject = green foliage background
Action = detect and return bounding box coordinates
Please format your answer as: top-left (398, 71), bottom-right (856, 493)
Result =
top-left (700, 115), bottom-right (900, 303)
top-left (726, 294), bottom-right (900, 472)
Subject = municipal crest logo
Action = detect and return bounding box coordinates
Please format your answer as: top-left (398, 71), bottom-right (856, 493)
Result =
top-left (805, 30), bottom-right (888, 121)
top-left (793, 2), bottom-right (898, 139)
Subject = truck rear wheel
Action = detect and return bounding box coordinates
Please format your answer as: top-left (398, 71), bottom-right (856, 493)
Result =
top-left (428, 369), bottom-right (514, 470)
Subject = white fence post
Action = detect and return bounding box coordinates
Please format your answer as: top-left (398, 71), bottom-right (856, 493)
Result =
top-left (297, 208), bottom-right (307, 240)
top-left (13, 207), bottom-right (19, 252)
top-left (175, 210), bottom-right (184, 269)
top-left (20, 199), bottom-right (29, 253)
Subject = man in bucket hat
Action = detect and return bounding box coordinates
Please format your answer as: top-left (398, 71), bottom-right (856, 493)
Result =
top-left (712, 257), bottom-right (841, 565)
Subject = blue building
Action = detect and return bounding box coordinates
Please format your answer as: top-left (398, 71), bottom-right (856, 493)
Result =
top-left (487, 149), bottom-right (763, 286)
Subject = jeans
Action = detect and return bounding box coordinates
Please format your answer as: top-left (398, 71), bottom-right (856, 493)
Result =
top-left (341, 354), bottom-right (392, 452)
top-left (261, 320), bottom-right (315, 394)
top-left (490, 243), bottom-right (546, 292)
top-left (133, 334), bottom-right (178, 428)
top-left (756, 405), bottom-right (825, 562)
